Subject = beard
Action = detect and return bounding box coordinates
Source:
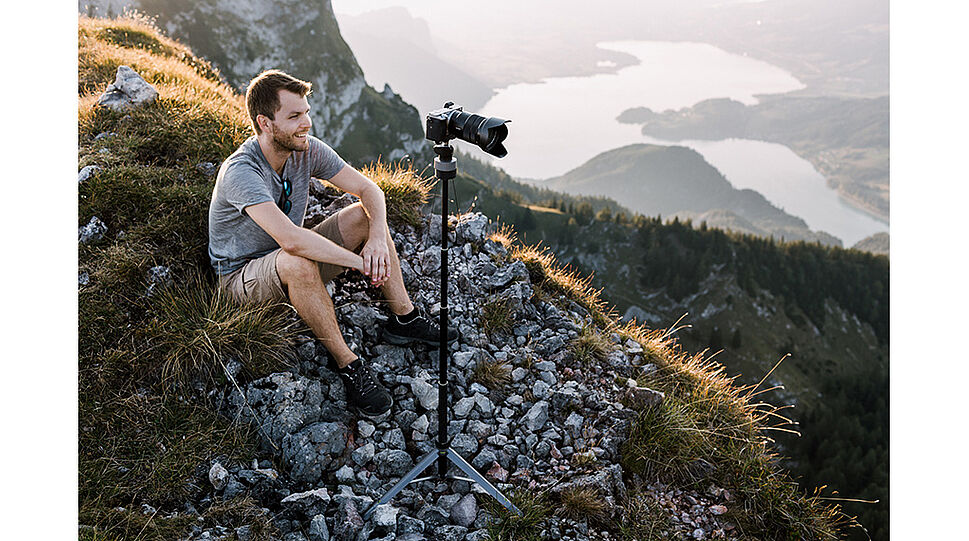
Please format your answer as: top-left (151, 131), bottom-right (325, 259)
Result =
top-left (270, 124), bottom-right (309, 152)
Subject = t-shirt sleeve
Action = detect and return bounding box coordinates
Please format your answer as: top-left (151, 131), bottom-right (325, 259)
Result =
top-left (308, 136), bottom-right (348, 180)
top-left (220, 161), bottom-right (274, 214)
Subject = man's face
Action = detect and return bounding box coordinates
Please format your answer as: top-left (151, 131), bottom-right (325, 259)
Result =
top-left (265, 89), bottom-right (312, 152)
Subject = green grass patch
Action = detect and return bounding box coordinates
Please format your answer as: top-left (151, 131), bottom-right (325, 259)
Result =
top-left (484, 489), bottom-right (551, 541)
top-left (479, 296), bottom-right (517, 336)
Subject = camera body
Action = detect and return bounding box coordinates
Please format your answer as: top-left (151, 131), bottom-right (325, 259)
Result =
top-left (425, 102), bottom-right (510, 158)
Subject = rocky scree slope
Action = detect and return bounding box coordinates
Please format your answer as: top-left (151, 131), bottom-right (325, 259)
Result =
top-left (194, 185), bottom-right (749, 541)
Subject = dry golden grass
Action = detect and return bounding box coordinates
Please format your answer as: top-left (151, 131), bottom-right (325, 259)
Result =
top-left (471, 358), bottom-right (513, 390)
top-left (360, 160), bottom-right (434, 228)
top-left (558, 486), bottom-right (612, 524)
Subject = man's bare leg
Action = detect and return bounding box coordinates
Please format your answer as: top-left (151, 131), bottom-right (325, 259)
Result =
top-left (275, 250), bottom-right (357, 369)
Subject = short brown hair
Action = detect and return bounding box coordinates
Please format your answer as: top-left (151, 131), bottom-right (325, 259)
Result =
top-left (245, 70), bottom-right (312, 134)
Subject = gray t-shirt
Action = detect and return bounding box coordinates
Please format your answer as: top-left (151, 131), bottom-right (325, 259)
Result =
top-left (208, 135), bottom-right (347, 275)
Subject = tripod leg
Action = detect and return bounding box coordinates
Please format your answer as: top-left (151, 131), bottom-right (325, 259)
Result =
top-left (446, 448), bottom-right (521, 515)
top-left (362, 449), bottom-right (440, 520)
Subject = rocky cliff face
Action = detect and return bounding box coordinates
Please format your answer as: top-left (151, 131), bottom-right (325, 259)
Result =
top-left (79, 0), bottom-right (429, 166)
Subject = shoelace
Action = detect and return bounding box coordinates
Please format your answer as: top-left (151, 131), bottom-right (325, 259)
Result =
top-left (344, 362), bottom-right (379, 396)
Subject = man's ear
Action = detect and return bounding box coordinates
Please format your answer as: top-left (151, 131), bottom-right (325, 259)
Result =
top-left (256, 114), bottom-right (273, 133)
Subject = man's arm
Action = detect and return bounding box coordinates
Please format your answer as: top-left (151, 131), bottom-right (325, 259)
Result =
top-left (245, 201), bottom-right (364, 272)
top-left (327, 165), bottom-right (391, 284)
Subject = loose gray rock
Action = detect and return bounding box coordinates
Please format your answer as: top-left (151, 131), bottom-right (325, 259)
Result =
top-left (308, 514), bottom-right (329, 541)
top-left (335, 464), bottom-right (355, 483)
top-left (375, 449), bottom-right (414, 477)
top-left (449, 494), bottom-right (478, 527)
top-left (97, 66), bottom-right (158, 112)
top-left (208, 462), bottom-right (229, 491)
top-left (78, 165), bottom-right (101, 184)
top-left (623, 385), bottom-right (665, 410)
top-left (281, 487), bottom-right (332, 517)
top-left (411, 379), bottom-right (438, 410)
top-left (333, 499), bottom-right (364, 540)
top-left (432, 524), bottom-right (468, 541)
top-left (523, 401), bottom-right (549, 432)
top-left (456, 213), bottom-right (489, 243)
top-left (371, 504), bottom-right (399, 530)
top-left (351, 442), bottom-right (375, 465)
top-left (79, 216), bottom-right (108, 244)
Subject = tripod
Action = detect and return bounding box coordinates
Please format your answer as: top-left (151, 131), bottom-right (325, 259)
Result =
top-left (363, 141), bottom-right (521, 520)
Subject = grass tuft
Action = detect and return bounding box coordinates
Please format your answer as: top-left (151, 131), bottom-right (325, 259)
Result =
top-left (484, 490), bottom-right (551, 541)
top-left (471, 358), bottom-right (513, 390)
top-left (145, 276), bottom-right (298, 387)
top-left (479, 296), bottom-right (517, 336)
top-left (617, 494), bottom-right (672, 540)
top-left (361, 160), bottom-right (434, 228)
top-left (557, 486), bottom-right (611, 525)
top-left (569, 325), bottom-right (611, 366)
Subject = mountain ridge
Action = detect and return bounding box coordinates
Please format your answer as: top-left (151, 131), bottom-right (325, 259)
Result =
top-left (539, 143), bottom-right (842, 246)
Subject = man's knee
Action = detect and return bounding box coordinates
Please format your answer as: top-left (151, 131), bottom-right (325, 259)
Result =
top-left (339, 202), bottom-right (371, 249)
top-left (276, 251), bottom-right (319, 286)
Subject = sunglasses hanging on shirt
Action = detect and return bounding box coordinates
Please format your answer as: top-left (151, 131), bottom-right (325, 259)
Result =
top-left (277, 178), bottom-right (292, 214)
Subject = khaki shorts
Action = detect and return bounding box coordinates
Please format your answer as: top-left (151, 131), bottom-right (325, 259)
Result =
top-left (218, 210), bottom-right (357, 304)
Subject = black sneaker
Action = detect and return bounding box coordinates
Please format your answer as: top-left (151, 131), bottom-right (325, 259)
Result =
top-left (383, 308), bottom-right (459, 346)
top-left (337, 358), bottom-right (393, 417)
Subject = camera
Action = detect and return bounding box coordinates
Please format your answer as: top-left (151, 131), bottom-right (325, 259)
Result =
top-left (425, 102), bottom-right (510, 157)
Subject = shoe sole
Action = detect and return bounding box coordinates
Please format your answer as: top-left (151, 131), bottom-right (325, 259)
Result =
top-left (383, 330), bottom-right (458, 347)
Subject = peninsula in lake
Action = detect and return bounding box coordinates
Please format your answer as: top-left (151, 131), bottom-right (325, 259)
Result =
top-left (618, 95), bottom-right (889, 222)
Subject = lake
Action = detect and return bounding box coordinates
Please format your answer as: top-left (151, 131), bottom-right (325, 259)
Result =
top-left (466, 40), bottom-right (888, 246)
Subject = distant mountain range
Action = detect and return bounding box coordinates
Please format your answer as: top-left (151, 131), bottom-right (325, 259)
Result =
top-left (537, 143), bottom-right (842, 246)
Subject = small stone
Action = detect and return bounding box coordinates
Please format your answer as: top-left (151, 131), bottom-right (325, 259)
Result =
top-left (709, 504), bottom-right (727, 515)
top-left (208, 462), bottom-right (229, 491)
top-left (411, 379), bottom-right (439, 410)
top-left (352, 442), bottom-right (375, 466)
top-left (449, 494), bottom-right (478, 527)
top-left (358, 420), bottom-right (376, 438)
top-left (433, 524), bottom-right (469, 541)
top-left (335, 465), bottom-right (355, 483)
top-left (372, 504), bottom-right (399, 529)
top-left (308, 514), bottom-right (329, 541)
top-left (454, 397), bottom-right (475, 418)
top-left (78, 165), bottom-right (101, 184)
top-left (511, 367), bottom-right (527, 382)
top-left (375, 449), bottom-right (414, 477)
top-left (523, 401), bottom-right (549, 432)
top-left (622, 385), bottom-right (665, 410)
top-left (692, 528), bottom-right (706, 539)
top-left (79, 216), bottom-right (108, 244)
top-left (333, 499), bottom-right (364, 539)
top-left (486, 462), bottom-right (509, 482)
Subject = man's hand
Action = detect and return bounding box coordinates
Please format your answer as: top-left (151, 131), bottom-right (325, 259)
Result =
top-left (360, 232), bottom-right (391, 287)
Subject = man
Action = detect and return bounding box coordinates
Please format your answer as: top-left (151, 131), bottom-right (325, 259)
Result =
top-left (208, 69), bottom-right (456, 417)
